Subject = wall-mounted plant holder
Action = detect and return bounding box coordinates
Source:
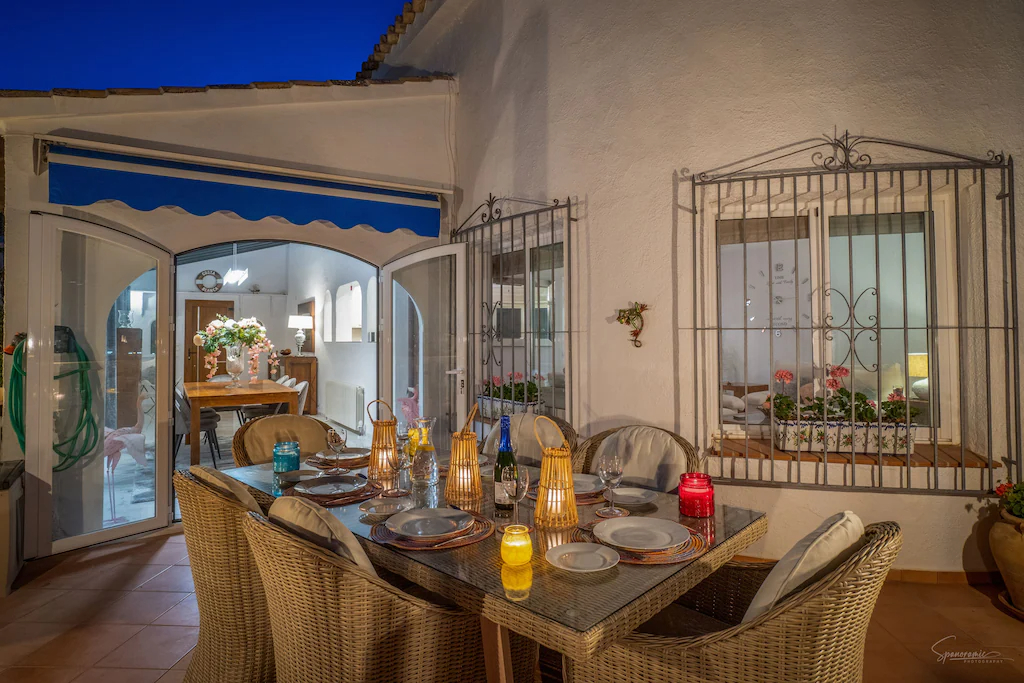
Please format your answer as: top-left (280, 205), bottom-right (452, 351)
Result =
top-left (616, 303), bottom-right (648, 347)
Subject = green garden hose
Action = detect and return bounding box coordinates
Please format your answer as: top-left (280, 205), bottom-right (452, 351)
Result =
top-left (9, 337), bottom-right (101, 472)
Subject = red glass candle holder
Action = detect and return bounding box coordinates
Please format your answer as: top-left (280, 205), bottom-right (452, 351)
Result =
top-left (679, 472), bottom-right (715, 518)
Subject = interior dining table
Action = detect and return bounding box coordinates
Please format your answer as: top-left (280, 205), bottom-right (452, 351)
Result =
top-left (224, 462), bottom-right (767, 683)
top-left (183, 380), bottom-right (299, 465)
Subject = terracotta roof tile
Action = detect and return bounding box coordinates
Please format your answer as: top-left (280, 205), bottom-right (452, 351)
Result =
top-left (355, 0), bottom-right (429, 80)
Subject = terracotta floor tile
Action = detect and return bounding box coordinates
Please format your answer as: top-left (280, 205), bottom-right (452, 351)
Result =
top-left (908, 583), bottom-right (1001, 611)
top-left (171, 558), bottom-right (189, 567)
top-left (116, 545), bottom-right (189, 567)
top-left (150, 596), bottom-right (197, 627)
top-left (0, 667), bottom-right (84, 683)
top-left (19, 591), bottom-right (129, 624)
top-left (0, 622), bottom-right (73, 665)
top-left (938, 605), bottom-right (1024, 648)
top-left (154, 672), bottom-right (186, 683)
top-left (28, 565), bottom-right (169, 592)
top-left (88, 593), bottom-right (190, 626)
top-left (0, 591), bottom-right (68, 623)
top-left (94, 626), bottom-right (198, 670)
top-left (133, 568), bottom-right (193, 594)
top-left (16, 624), bottom-right (145, 668)
top-left (170, 650), bottom-right (192, 671)
top-left (69, 669), bottom-right (165, 683)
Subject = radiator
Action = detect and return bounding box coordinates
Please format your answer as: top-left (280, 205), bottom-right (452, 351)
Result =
top-left (324, 381), bottom-right (365, 434)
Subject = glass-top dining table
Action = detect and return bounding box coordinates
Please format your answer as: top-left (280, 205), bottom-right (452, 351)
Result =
top-left (225, 461), bottom-right (767, 683)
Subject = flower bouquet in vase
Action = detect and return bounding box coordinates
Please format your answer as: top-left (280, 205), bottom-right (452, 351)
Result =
top-left (766, 366), bottom-right (917, 454)
top-left (193, 315), bottom-right (279, 387)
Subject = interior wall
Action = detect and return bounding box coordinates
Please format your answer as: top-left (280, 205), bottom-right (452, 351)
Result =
top-left (381, 0), bottom-right (1024, 572)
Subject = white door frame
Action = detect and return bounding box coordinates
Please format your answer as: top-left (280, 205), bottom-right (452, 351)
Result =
top-left (381, 243), bottom-right (468, 431)
top-left (25, 213), bottom-right (174, 556)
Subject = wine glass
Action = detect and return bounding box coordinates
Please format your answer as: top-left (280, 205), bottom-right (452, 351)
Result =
top-left (322, 428), bottom-right (349, 475)
top-left (382, 444), bottom-right (411, 497)
top-left (596, 450), bottom-right (628, 518)
top-left (500, 465), bottom-right (530, 532)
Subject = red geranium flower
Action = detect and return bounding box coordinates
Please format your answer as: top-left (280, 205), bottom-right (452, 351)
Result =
top-left (774, 369), bottom-right (794, 384)
top-left (829, 366), bottom-right (850, 379)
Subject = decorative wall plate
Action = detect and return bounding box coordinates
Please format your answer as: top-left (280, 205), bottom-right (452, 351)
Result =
top-left (195, 270), bottom-right (224, 293)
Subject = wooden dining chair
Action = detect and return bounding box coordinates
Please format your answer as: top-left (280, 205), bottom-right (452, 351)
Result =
top-left (563, 522), bottom-right (902, 683)
top-left (232, 414), bottom-right (332, 467)
top-left (572, 425), bottom-right (702, 489)
top-left (173, 469), bottom-right (275, 683)
top-left (243, 512), bottom-right (517, 683)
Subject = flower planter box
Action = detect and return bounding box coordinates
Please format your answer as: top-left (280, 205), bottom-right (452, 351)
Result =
top-left (772, 419), bottom-right (916, 454)
top-left (476, 395), bottom-right (543, 420)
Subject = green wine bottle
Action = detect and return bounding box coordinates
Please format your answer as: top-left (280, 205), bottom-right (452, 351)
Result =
top-left (494, 415), bottom-right (516, 511)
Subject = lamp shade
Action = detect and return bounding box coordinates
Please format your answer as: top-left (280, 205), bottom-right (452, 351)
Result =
top-left (907, 352), bottom-right (929, 377)
top-left (288, 315), bottom-right (314, 330)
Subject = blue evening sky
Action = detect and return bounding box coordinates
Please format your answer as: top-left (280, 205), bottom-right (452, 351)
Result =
top-left (3, 0), bottom-right (408, 91)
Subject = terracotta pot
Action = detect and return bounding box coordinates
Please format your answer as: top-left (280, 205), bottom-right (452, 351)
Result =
top-left (989, 508), bottom-right (1024, 616)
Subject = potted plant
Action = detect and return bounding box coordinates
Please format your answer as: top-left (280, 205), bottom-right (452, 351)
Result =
top-left (990, 480), bottom-right (1024, 620)
top-left (477, 372), bottom-right (542, 419)
top-left (766, 366), bottom-right (918, 454)
top-left (193, 315), bottom-right (279, 386)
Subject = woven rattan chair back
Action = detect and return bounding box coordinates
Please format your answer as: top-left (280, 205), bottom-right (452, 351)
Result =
top-left (173, 470), bottom-right (274, 683)
top-left (566, 521), bottom-right (902, 683)
top-left (232, 415), bottom-right (332, 467)
top-left (242, 512), bottom-right (490, 683)
top-left (572, 424), bottom-right (702, 474)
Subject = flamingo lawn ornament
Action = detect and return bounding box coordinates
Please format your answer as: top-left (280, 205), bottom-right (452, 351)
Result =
top-left (104, 391), bottom-right (150, 523)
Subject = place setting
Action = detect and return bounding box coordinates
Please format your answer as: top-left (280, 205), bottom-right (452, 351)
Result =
top-left (283, 472), bottom-right (383, 506)
top-left (370, 507), bottom-right (495, 550)
top-left (305, 427), bottom-right (371, 471)
top-left (569, 517), bottom-right (709, 565)
top-left (526, 473), bottom-right (607, 506)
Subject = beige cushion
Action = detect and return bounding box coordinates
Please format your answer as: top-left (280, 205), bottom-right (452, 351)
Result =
top-left (721, 393), bottom-right (745, 412)
top-left (637, 602), bottom-right (731, 637)
top-left (188, 465), bottom-right (262, 513)
top-left (481, 414), bottom-right (566, 467)
top-left (742, 511), bottom-right (866, 622)
top-left (588, 426), bottom-right (691, 492)
top-left (243, 414), bottom-right (328, 464)
top-left (268, 497), bottom-right (377, 577)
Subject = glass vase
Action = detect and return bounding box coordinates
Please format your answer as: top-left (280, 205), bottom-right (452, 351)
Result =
top-left (225, 343), bottom-right (245, 387)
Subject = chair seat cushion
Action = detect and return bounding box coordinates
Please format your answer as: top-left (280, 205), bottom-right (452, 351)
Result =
top-left (268, 497), bottom-right (378, 578)
top-left (482, 414), bottom-right (566, 467)
top-left (188, 465), bottom-right (262, 513)
top-left (637, 603), bottom-right (731, 638)
top-left (588, 425), bottom-right (691, 492)
top-left (242, 414), bottom-right (328, 463)
top-left (742, 510), bottom-right (866, 622)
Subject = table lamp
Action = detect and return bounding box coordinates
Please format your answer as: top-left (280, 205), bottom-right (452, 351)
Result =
top-left (288, 315), bottom-right (313, 355)
top-left (907, 352), bottom-right (929, 400)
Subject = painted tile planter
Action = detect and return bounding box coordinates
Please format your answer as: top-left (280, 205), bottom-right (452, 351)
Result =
top-left (476, 395), bottom-right (543, 419)
top-left (772, 419), bottom-right (916, 454)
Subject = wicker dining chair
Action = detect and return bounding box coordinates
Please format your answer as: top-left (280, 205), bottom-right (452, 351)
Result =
top-left (232, 414), bottom-right (332, 467)
top-left (480, 413), bottom-right (578, 466)
top-left (242, 512), bottom-right (538, 683)
top-left (564, 521), bottom-right (902, 683)
top-left (572, 424), bottom-right (702, 478)
top-left (173, 470), bottom-right (275, 683)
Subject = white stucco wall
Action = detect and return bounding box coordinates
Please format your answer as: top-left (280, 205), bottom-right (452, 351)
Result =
top-left (381, 0), bottom-right (1024, 571)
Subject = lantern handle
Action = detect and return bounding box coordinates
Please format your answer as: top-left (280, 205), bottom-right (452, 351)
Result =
top-left (533, 415), bottom-right (569, 450)
top-left (460, 403), bottom-right (479, 435)
top-left (367, 399), bottom-right (395, 423)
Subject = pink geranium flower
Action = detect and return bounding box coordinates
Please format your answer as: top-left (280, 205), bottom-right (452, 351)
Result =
top-left (513, 372), bottom-right (524, 382)
top-left (774, 369), bottom-right (794, 384)
top-left (492, 376), bottom-right (502, 387)
top-left (867, 399), bottom-right (877, 409)
top-left (887, 390), bottom-right (906, 402)
top-left (825, 378), bottom-right (841, 391)
top-left (829, 366), bottom-right (850, 379)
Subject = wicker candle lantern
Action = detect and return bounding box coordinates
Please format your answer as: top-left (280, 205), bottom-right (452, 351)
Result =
top-left (445, 430), bottom-right (483, 505)
top-left (532, 416), bottom-right (579, 530)
top-left (366, 399), bottom-right (398, 483)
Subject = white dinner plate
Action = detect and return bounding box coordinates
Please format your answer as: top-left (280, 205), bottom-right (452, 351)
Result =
top-left (385, 508), bottom-right (475, 539)
top-left (359, 498), bottom-right (414, 516)
top-left (546, 543), bottom-right (620, 573)
top-left (317, 447), bottom-right (371, 460)
top-left (604, 487), bottom-right (658, 506)
top-left (572, 474), bottom-right (604, 494)
top-left (593, 517), bottom-right (691, 552)
top-left (276, 470), bottom-right (320, 485)
top-left (293, 474), bottom-right (366, 497)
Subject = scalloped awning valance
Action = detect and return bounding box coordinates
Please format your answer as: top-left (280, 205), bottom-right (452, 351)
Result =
top-left (45, 143), bottom-right (442, 238)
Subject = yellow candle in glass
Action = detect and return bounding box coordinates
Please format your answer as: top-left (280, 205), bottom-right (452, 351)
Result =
top-left (500, 525), bottom-right (533, 566)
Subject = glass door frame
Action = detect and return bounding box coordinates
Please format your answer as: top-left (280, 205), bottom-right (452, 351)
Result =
top-left (380, 243), bottom-right (468, 433)
top-left (25, 213), bottom-right (174, 557)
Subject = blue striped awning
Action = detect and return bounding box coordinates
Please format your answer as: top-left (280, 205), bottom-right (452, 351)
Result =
top-left (46, 144), bottom-right (442, 238)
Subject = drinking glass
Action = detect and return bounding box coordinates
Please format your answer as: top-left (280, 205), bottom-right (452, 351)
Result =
top-left (596, 450), bottom-right (628, 518)
top-left (500, 465), bottom-right (530, 531)
top-left (327, 428), bottom-right (348, 454)
top-left (383, 445), bottom-right (411, 497)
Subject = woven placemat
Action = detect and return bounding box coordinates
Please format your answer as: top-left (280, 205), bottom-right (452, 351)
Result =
top-left (370, 513), bottom-right (495, 551)
top-left (284, 479), bottom-right (383, 507)
top-left (572, 520), bottom-right (709, 565)
top-left (305, 454), bottom-right (370, 470)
